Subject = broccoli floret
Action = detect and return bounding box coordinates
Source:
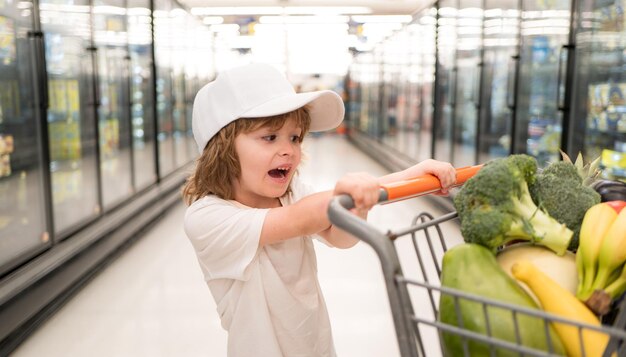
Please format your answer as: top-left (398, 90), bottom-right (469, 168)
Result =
top-left (530, 161), bottom-right (601, 251)
top-left (454, 154), bottom-right (573, 256)
top-left (542, 160), bottom-right (582, 183)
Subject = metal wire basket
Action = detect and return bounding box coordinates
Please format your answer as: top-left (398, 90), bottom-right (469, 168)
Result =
top-left (327, 166), bottom-right (626, 357)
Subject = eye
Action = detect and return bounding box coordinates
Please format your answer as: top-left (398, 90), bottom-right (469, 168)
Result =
top-left (291, 135), bottom-right (301, 143)
top-left (263, 135), bottom-right (277, 142)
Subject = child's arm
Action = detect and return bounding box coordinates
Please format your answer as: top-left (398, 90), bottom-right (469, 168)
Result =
top-left (378, 159), bottom-right (456, 194)
top-left (259, 172), bottom-right (378, 248)
top-left (317, 172), bottom-right (380, 248)
top-left (260, 160), bottom-right (456, 248)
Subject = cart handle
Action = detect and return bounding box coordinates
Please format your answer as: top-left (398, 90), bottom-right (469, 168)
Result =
top-left (335, 165), bottom-right (482, 210)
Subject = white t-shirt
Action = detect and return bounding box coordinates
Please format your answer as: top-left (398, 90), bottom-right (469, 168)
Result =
top-left (184, 176), bottom-right (336, 357)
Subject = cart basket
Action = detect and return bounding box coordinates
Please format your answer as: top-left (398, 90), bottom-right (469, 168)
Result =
top-left (327, 165), bottom-right (626, 357)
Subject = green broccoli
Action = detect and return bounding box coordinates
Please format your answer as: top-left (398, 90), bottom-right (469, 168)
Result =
top-left (530, 161), bottom-right (601, 251)
top-left (454, 154), bottom-right (573, 256)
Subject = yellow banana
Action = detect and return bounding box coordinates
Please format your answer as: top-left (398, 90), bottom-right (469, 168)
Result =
top-left (591, 208), bottom-right (626, 292)
top-left (576, 203), bottom-right (618, 299)
top-left (512, 260), bottom-right (611, 357)
top-left (605, 263), bottom-right (626, 299)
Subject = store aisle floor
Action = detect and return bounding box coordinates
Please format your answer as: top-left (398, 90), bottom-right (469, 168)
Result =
top-left (12, 134), bottom-right (463, 357)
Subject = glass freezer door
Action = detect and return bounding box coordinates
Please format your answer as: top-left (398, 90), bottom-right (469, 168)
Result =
top-left (478, 0), bottom-right (520, 163)
top-left (365, 52), bottom-right (382, 139)
top-left (433, 0), bottom-right (458, 163)
top-left (170, 7), bottom-right (190, 169)
top-left (417, 7), bottom-right (437, 161)
top-left (452, 0), bottom-right (483, 167)
top-left (0, 0), bottom-right (49, 272)
top-left (404, 25), bottom-right (423, 161)
top-left (40, 0), bottom-right (99, 235)
top-left (381, 37), bottom-right (405, 155)
top-left (93, 0), bottom-right (133, 210)
top-left (570, 0), bottom-right (626, 181)
top-left (514, 0), bottom-right (572, 166)
top-left (128, 0), bottom-right (156, 191)
top-left (154, 0), bottom-right (175, 176)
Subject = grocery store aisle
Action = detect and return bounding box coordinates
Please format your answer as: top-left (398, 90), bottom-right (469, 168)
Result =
top-left (12, 134), bottom-right (463, 357)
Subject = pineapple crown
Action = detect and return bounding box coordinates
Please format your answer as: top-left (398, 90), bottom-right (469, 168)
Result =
top-left (559, 150), bottom-right (602, 186)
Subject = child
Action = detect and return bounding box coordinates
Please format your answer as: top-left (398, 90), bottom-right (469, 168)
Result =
top-left (182, 63), bottom-right (456, 357)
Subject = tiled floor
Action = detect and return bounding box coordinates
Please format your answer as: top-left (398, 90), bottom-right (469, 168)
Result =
top-left (12, 134), bottom-right (463, 357)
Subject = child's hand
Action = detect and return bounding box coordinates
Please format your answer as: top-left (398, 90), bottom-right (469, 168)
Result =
top-left (333, 172), bottom-right (380, 214)
top-left (405, 159), bottom-right (456, 195)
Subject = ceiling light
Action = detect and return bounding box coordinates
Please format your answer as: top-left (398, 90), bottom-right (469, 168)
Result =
top-left (127, 7), bottom-right (151, 16)
top-left (191, 7), bottom-right (283, 16)
top-left (259, 15), bottom-right (350, 24)
top-left (284, 7), bottom-right (371, 15)
top-left (93, 5), bottom-right (126, 15)
top-left (203, 16), bottom-right (224, 25)
top-left (210, 24), bottom-right (240, 32)
top-left (39, 3), bottom-right (90, 13)
top-left (351, 15), bottom-right (413, 23)
top-left (191, 6), bottom-right (372, 16)
top-left (17, 1), bottom-right (32, 9)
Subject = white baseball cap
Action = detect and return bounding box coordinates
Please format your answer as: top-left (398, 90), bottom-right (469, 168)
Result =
top-left (192, 63), bottom-right (345, 153)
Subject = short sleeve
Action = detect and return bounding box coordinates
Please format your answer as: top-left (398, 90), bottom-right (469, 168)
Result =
top-left (184, 197), bottom-right (268, 281)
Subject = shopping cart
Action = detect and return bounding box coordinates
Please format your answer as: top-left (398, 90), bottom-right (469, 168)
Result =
top-left (327, 165), bottom-right (626, 357)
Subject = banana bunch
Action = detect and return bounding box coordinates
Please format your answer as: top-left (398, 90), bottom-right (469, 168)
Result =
top-left (514, 260), bottom-right (610, 357)
top-left (576, 201), bottom-right (626, 314)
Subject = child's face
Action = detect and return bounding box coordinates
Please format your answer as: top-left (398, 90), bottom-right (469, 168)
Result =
top-left (232, 117), bottom-right (303, 208)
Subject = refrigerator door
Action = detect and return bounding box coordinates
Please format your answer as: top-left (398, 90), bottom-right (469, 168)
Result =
top-left (346, 62), bottom-right (362, 134)
top-left (171, 7), bottom-right (190, 169)
top-left (0, 0), bottom-right (50, 272)
top-left (93, 0), bottom-right (133, 210)
top-left (365, 50), bottom-right (383, 139)
top-left (381, 34), bottom-right (406, 156)
top-left (514, 0), bottom-right (572, 166)
top-left (478, 0), bottom-right (520, 163)
top-left (41, 0), bottom-right (99, 235)
top-left (452, 0), bottom-right (483, 167)
top-left (417, 6), bottom-right (437, 161)
top-left (570, 0), bottom-right (626, 180)
top-left (154, 0), bottom-right (174, 176)
top-left (433, 0), bottom-right (458, 163)
top-left (185, 16), bottom-right (206, 160)
top-left (128, 0), bottom-right (156, 191)
top-left (402, 25), bottom-right (423, 161)
top-left (349, 56), bottom-right (374, 140)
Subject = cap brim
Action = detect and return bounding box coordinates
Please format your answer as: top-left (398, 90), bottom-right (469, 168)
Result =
top-left (239, 90), bottom-right (344, 132)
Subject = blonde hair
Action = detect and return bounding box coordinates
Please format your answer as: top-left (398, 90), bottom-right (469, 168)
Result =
top-left (182, 107), bottom-right (312, 205)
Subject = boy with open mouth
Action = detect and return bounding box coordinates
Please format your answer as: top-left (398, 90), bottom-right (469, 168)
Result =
top-left (182, 63), bottom-right (456, 357)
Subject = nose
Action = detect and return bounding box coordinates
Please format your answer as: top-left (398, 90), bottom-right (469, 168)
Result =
top-left (278, 139), bottom-right (295, 157)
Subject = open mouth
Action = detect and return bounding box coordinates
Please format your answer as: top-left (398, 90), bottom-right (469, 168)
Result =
top-left (268, 166), bottom-right (291, 179)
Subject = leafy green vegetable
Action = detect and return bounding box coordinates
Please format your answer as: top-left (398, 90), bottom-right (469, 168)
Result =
top-left (530, 161), bottom-right (601, 251)
top-left (454, 154), bottom-right (573, 255)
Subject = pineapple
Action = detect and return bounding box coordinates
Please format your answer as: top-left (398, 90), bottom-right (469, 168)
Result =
top-left (560, 150), bottom-right (602, 187)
